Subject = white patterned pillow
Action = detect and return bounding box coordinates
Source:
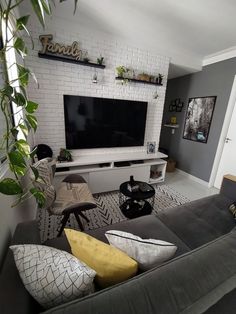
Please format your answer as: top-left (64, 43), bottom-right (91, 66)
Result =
top-left (10, 244), bottom-right (96, 309)
top-left (105, 230), bottom-right (177, 270)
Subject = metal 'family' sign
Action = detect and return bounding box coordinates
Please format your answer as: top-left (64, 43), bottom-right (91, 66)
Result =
top-left (38, 34), bottom-right (82, 61)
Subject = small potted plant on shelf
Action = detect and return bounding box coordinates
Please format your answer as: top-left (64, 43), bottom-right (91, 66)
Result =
top-left (116, 66), bottom-right (129, 78)
top-left (97, 55), bottom-right (104, 65)
top-left (57, 148), bottom-right (73, 162)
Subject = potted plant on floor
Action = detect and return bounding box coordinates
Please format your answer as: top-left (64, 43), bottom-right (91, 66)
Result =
top-left (0, 0), bottom-right (78, 207)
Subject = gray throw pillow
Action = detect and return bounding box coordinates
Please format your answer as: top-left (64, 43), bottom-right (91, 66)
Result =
top-left (10, 244), bottom-right (96, 309)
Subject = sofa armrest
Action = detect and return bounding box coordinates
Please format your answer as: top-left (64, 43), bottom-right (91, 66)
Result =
top-left (12, 220), bottom-right (41, 245)
top-left (0, 220), bottom-right (42, 314)
top-left (220, 174), bottom-right (236, 200)
top-left (42, 228), bottom-right (236, 314)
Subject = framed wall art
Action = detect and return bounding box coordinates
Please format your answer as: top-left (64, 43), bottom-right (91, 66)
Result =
top-left (183, 96), bottom-right (216, 143)
top-left (147, 141), bottom-right (156, 154)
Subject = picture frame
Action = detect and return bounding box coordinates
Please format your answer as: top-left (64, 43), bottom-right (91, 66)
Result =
top-left (169, 98), bottom-right (184, 112)
top-left (183, 96), bottom-right (217, 144)
top-left (147, 141), bottom-right (156, 154)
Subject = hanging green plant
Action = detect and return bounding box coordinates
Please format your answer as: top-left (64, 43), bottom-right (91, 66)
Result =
top-left (0, 0), bottom-right (78, 207)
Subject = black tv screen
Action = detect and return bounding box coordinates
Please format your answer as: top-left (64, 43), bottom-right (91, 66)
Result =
top-left (64, 95), bottom-right (147, 149)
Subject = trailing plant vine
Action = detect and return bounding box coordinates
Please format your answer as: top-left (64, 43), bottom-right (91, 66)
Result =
top-left (0, 0), bottom-right (78, 207)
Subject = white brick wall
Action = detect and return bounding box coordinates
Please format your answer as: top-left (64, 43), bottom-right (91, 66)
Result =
top-left (25, 18), bottom-right (169, 159)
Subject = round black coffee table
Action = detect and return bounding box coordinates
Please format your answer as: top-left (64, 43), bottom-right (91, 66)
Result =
top-left (119, 180), bottom-right (155, 219)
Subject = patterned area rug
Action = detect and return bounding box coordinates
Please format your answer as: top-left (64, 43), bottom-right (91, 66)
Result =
top-left (37, 184), bottom-right (190, 242)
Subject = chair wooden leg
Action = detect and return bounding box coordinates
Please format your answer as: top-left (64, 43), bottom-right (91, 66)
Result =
top-left (79, 211), bottom-right (89, 223)
top-left (74, 212), bottom-right (85, 231)
top-left (57, 213), bottom-right (70, 237)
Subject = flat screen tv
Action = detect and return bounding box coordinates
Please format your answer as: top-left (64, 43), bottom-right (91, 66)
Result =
top-left (64, 95), bottom-right (147, 149)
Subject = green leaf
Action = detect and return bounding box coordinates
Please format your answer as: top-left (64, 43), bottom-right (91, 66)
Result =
top-left (30, 166), bottom-right (39, 180)
top-left (30, 188), bottom-right (46, 208)
top-left (13, 91), bottom-right (26, 107)
top-left (41, 0), bottom-right (51, 15)
top-left (10, 164), bottom-right (27, 176)
top-left (25, 101), bottom-right (38, 113)
top-left (26, 114), bottom-right (37, 132)
top-left (17, 64), bottom-right (30, 87)
top-left (11, 127), bottom-right (19, 139)
top-left (30, 146), bottom-right (38, 158)
top-left (1, 86), bottom-right (13, 97)
top-left (19, 86), bottom-right (27, 98)
top-left (15, 139), bottom-right (30, 157)
top-left (30, 0), bottom-right (45, 27)
top-left (14, 37), bottom-right (28, 58)
top-left (16, 15), bottom-right (30, 30)
top-left (8, 151), bottom-right (26, 168)
top-left (0, 178), bottom-right (23, 195)
top-left (19, 124), bottom-right (29, 138)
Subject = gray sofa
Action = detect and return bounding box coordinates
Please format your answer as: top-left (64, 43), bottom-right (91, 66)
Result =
top-left (1, 175), bottom-right (236, 314)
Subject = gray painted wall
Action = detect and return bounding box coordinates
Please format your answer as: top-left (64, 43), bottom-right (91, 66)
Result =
top-left (160, 57), bottom-right (236, 182)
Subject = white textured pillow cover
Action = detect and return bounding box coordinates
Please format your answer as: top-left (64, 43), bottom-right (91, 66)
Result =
top-left (105, 230), bottom-right (177, 270)
top-left (10, 244), bottom-right (96, 309)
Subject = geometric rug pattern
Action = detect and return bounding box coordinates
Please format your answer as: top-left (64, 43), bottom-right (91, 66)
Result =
top-left (37, 184), bottom-right (190, 242)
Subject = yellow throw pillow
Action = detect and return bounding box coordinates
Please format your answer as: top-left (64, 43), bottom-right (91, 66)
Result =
top-left (65, 229), bottom-right (138, 288)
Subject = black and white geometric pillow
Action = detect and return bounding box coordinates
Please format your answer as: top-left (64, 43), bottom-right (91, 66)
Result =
top-left (10, 244), bottom-right (96, 309)
top-left (105, 230), bottom-right (177, 270)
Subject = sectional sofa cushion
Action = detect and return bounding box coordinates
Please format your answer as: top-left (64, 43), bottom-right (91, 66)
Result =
top-left (45, 215), bottom-right (190, 259)
top-left (158, 194), bottom-right (235, 249)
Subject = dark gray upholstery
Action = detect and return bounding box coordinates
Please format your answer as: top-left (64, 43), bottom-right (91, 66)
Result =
top-left (0, 221), bottom-right (42, 314)
top-left (45, 215), bottom-right (190, 259)
top-left (43, 228), bottom-right (236, 314)
top-left (158, 194), bottom-right (235, 249)
top-left (1, 176), bottom-right (236, 314)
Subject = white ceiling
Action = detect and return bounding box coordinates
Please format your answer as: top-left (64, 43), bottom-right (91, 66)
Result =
top-left (26, 0), bottom-right (236, 78)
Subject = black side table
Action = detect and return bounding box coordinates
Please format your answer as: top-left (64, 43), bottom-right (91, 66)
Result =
top-left (119, 180), bottom-right (155, 219)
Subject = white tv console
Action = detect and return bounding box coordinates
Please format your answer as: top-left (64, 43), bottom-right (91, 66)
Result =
top-left (54, 152), bottom-right (167, 194)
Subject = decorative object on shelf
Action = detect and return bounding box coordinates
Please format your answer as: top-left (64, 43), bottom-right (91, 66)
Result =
top-left (147, 142), bottom-right (156, 154)
top-left (38, 34), bottom-right (105, 69)
top-left (97, 55), bottom-right (104, 65)
top-left (92, 71), bottom-right (98, 83)
top-left (116, 66), bottom-right (130, 78)
top-left (169, 98), bottom-right (184, 112)
top-left (170, 116), bottom-right (177, 124)
top-left (183, 96), bottom-right (216, 143)
top-left (150, 169), bottom-right (162, 179)
top-left (57, 148), bottom-right (73, 162)
top-left (153, 91), bottom-right (159, 99)
top-left (137, 73), bottom-right (150, 82)
top-left (157, 74), bottom-right (164, 85)
top-left (115, 67), bottom-right (164, 86)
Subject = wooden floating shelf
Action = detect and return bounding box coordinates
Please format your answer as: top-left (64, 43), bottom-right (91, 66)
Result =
top-left (115, 77), bottom-right (163, 86)
top-left (38, 53), bottom-right (106, 69)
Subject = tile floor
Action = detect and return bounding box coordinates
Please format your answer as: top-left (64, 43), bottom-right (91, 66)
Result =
top-left (163, 171), bottom-right (219, 201)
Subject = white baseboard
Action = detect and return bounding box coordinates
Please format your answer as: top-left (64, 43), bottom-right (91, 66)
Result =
top-left (175, 168), bottom-right (210, 187)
